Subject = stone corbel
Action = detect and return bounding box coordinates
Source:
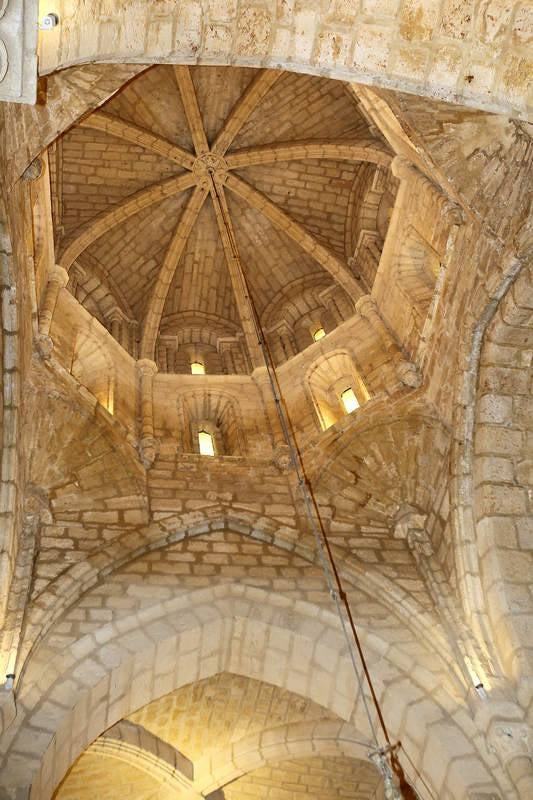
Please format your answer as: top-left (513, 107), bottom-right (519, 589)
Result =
top-left (21, 157), bottom-right (43, 182)
top-left (36, 265), bottom-right (69, 357)
top-left (137, 358), bottom-right (158, 468)
top-left (393, 510), bottom-right (432, 557)
top-left (488, 719), bottom-right (530, 762)
top-left (391, 156), bottom-right (464, 228)
top-left (486, 718), bottom-right (533, 797)
top-left (272, 444), bottom-right (293, 473)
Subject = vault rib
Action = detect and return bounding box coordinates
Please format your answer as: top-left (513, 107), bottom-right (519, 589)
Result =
top-left (79, 111), bottom-right (196, 170)
top-left (174, 66), bottom-right (209, 156)
top-left (209, 177), bottom-right (264, 369)
top-left (58, 173), bottom-right (197, 272)
top-left (212, 69), bottom-right (281, 156)
top-left (225, 140), bottom-right (392, 169)
top-left (225, 173), bottom-right (366, 301)
top-left (140, 186), bottom-right (209, 360)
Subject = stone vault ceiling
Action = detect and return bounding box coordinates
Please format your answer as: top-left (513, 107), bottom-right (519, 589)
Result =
top-left (55, 674), bottom-right (381, 799)
top-left (51, 65), bottom-right (394, 371)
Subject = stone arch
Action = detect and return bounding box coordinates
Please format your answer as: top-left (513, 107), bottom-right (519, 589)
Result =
top-left (157, 313), bottom-right (247, 375)
top-left (176, 389), bottom-right (247, 455)
top-left (194, 719), bottom-right (374, 795)
top-left (35, 1), bottom-right (529, 119)
top-left (1, 585), bottom-right (507, 800)
top-left (14, 508), bottom-right (466, 707)
top-left (345, 163), bottom-right (398, 291)
top-left (472, 262), bottom-right (533, 682)
top-left (312, 408), bottom-right (450, 520)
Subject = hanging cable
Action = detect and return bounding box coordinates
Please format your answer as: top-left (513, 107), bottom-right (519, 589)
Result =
top-left (209, 173), bottom-right (416, 798)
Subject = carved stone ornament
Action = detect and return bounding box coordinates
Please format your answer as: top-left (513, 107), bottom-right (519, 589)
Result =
top-left (21, 157), bottom-right (43, 182)
top-left (0, 0), bottom-right (38, 103)
top-left (140, 436), bottom-right (158, 469)
top-left (273, 444), bottom-right (293, 472)
top-left (396, 358), bottom-right (422, 388)
top-left (487, 720), bottom-right (531, 762)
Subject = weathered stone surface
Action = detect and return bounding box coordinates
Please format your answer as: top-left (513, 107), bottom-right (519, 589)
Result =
top-left (0, 50), bottom-right (531, 800)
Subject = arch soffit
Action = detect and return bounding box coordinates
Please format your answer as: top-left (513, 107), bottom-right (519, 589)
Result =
top-left (20, 513), bottom-right (455, 697)
top-left (14, 585), bottom-right (498, 800)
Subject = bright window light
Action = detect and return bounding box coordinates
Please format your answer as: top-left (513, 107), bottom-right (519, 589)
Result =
top-left (341, 388), bottom-right (359, 414)
top-left (191, 361), bottom-right (205, 375)
top-left (198, 430), bottom-right (215, 456)
top-left (313, 327), bottom-right (326, 342)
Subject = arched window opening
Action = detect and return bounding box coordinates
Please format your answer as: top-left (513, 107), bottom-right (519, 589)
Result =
top-left (198, 430), bottom-right (215, 456)
top-left (307, 351), bottom-right (370, 431)
top-left (340, 387), bottom-right (359, 414)
top-left (313, 327), bottom-right (326, 342)
top-left (190, 361), bottom-right (205, 375)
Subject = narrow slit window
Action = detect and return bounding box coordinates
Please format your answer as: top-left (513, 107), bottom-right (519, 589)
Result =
top-left (191, 361), bottom-right (205, 375)
top-left (198, 430), bottom-right (215, 456)
top-left (313, 327), bottom-right (326, 342)
top-left (341, 387), bottom-right (359, 414)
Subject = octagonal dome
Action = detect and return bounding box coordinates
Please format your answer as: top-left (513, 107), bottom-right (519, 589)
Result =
top-left (50, 66), bottom-right (397, 374)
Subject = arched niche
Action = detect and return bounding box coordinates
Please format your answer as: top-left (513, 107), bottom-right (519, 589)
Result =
top-left (157, 320), bottom-right (248, 376)
top-left (346, 163), bottom-right (398, 290)
top-left (306, 350), bottom-right (369, 431)
top-left (263, 276), bottom-right (355, 365)
top-left (71, 326), bottom-right (116, 414)
top-left (396, 225), bottom-right (440, 324)
top-left (176, 390), bottom-right (246, 456)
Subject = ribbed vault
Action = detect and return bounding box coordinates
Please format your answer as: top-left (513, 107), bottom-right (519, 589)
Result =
top-left (51, 66), bottom-right (394, 373)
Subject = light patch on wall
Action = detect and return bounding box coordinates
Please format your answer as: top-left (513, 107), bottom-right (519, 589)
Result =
top-left (341, 387), bottom-right (359, 414)
top-left (191, 361), bottom-right (206, 375)
top-left (198, 430), bottom-right (215, 456)
top-left (313, 328), bottom-right (326, 342)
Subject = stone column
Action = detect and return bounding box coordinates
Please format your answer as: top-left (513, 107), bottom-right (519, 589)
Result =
top-left (107, 307), bottom-right (137, 355)
top-left (126, 319), bottom-right (139, 357)
top-left (277, 321), bottom-right (296, 360)
top-left (38, 265), bottom-right (69, 338)
top-left (107, 308), bottom-right (123, 343)
top-left (137, 358), bottom-right (158, 468)
top-left (218, 339), bottom-right (235, 374)
top-left (356, 295), bottom-right (421, 389)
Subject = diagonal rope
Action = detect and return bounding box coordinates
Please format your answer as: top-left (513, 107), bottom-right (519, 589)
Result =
top-left (209, 173), bottom-right (416, 798)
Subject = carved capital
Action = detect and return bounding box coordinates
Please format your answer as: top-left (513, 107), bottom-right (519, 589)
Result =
top-left (391, 156), bottom-right (419, 182)
top-left (34, 333), bottom-right (54, 360)
top-left (49, 265), bottom-right (69, 289)
top-left (137, 358), bottom-right (158, 377)
top-left (273, 444), bottom-right (293, 473)
top-left (395, 358), bottom-right (422, 388)
top-left (391, 156), bottom-right (463, 225)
